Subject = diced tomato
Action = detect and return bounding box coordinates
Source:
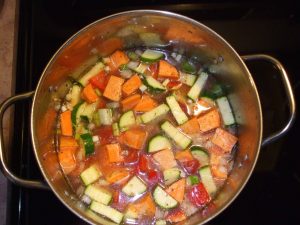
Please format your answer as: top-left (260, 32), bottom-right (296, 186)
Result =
top-left (138, 155), bottom-right (149, 173)
top-left (113, 190), bottom-right (121, 204)
top-left (94, 126), bottom-right (115, 145)
top-left (112, 189), bottom-right (127, 211)
top-left (97, 96), bottom-right (107, 108)
top-left (124, 148), bottom-right (139, 164)
top-left (148, 63), bottom-right (158, 79)
top-left (187, 183), bottom-right (211, 207)
top-left (181, 159), bottom-right (200, 174)
top-left (147, 169), bottom-right (159, 183)
top-left (89, 71), bottom-right (109, 91)
top-left (166, 209), bottom-right (187, 223)
top-left (167, 80), bottom-right (182, 89)
top-left (178, 102), bottom-right (189, 115)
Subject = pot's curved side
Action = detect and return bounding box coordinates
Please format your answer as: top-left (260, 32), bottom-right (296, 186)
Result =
top-left (31, 10), bottom-right (262, 225)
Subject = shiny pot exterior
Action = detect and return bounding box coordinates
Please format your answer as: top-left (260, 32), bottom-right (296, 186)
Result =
top-left (31, 10), bottom-right (262, 225)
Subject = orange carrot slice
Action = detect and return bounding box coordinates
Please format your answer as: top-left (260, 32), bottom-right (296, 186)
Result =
top-left (103, 75), bottom-right (125, 101)
top-left (121, 94), bottom-right (141, 111)
top-left (60, 110), bottom-right (73, 136)
top-left (106, 143), bottom-right (124, 163)
top-left (166, 178), bottom-right (186, 203)
top-left (122, 74), bottom-right (142, 96)
top-left (158, 60), bottom-right (179, 79)
top-left (81, 83), bottom-right (99, 103)
top-left (134, 95), bottom-right (158, 112)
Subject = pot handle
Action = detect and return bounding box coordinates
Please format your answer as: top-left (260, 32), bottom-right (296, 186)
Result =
top-left (0, 91), bottom-right (49, 190)
top-left (242, 54), bottom-right (296, 147)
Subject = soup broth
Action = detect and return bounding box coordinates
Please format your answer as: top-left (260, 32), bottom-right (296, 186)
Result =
top-left (53, 41), bottom-right (238, 224)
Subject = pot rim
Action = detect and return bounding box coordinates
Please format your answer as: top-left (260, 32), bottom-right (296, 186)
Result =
top-left (30, 9), bottom-right (263, 225)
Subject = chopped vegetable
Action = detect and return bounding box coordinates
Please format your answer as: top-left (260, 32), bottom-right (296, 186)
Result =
top-left (98, 108), bottom-right (113, 125)
top-left (119, 128), bottom-right (147, 150)
top-left (199, 166), bottom-right (217, 196)
top-left (141, 104), bottom-right (170, 123)
top-left (181, 159), bottom-right (200, 174)
top-left (80, 133), bottom-right (95, 156)
top-left (158, 60), bottom-right (179, 79)
top-left (153, 149), bottom-right (177, 170)
top-left (106, 169), bottom-right (130, 184)
top-left (106, 143), bottom-right (124, 163)
top-left (166, 178), bottom-right (186, 203)
top-left (161, 121), bottom-right (192, 149)
top-left (153, 185), bottom-right (178, 209)
top-left (58, 146), bottom-right (77, 175)
top-left (187, 182), bottom-right (211, 207)
top-left (80, 165), bottom-right (102, 185)
top-left (148, 135), bottom-right (172, 153)
top-left (89, 70), bottom-right (108, 91)
top-left (216, 96), bottom-right (236, 126)
top-left (179, 117), bottom-right (201, 135)
top-left (166, 209), bottom-right (187, 223)
top-left (79, 62), bottom-right (105, 86)
top-left (134, 94), bottom-right (158, 112)
top-left (190, 146), bottom-right (210, 167)
top-left (60, 136), bottom-right (79, 148)
top-left (122, 74), bottom-right (142, 96)
top-left (90, 201), bottom-right (124, 224)
top-left (166, 95), bottom-right (188, 125)
top-left (211, 128), bottom-right (238, 153)
top-left (163, 168), bottom-right (181, 185)
top-left (81, 83), bottom-right (99, 103)
top-left (121, 94), bottom-right (141, 111)
top-left (109, 50), bottom-right (130, 70)
top-left (187, 175), bottom-right (199, 185)
top-left (175, 149), bottom-right (194, 162)
top-left (103, 75), bottom-right (125, 101)
top-left (84, 184), bottom-right (112, 205)
top-left (125, 193), bottom-right (156, 219)
top-left (122, 176), bottom-right (147, 197)
top-left (60, 110), bottom-right (73, 136)
top-left (141, 49), bottom-right (164, 63)
top-left (187, 72), bottom-right (208, 101)
top-left (197, 109), bottom-right (221, 132)
top-left (119, 110), bottom-right (136, 131)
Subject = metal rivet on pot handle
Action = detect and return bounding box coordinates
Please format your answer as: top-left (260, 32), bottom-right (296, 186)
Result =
top-left (0, 91), bottom-right (49, 190)
top-left (242, 54), bottom-right (296, 147)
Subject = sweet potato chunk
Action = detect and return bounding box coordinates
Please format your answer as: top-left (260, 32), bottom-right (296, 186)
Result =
top-left (153, 149), bottom-right (177, 170)
top-left (103, 75), bottom-right (125, 101)
top-left (197, 109), bottom-right (221, 132)
top-left (158, 60), bottom-right (179, 79)
top-left (211, 128), bottom-right (238, 153)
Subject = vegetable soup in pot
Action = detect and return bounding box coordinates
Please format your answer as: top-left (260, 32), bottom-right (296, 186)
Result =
top-left (52, 28), bottom-right (239, 225)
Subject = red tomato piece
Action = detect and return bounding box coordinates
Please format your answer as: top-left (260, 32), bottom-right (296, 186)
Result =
top-left (147, 169), bottom-right (159, 183)
top-left (178, 102), bottom-right (189, 115)
top-left (148, 63), bottom-right (158, 79)
top-left (97, 96), bottom-right (107, 109)
top-left (166, 209), bottom-right (187, 223)
top-left (138, 155), bottom-right (149, 173)
top-left (181, 159), bottom-right (200, 174)
top-left (187, 183), bottom-right (211, 207)
top-left (167, 80), bottom-right (182, 89)
top-left (89, 71), bottom-right (109, 91)
top-left (95, 126), bottom-right (115, 145)
top-left (124, 148), bottom-right (139, 164)
top-left (113, 190), bottom-right (121, 204)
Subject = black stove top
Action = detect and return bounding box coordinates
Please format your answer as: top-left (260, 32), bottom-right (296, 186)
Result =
top-left (7, 1), bottom-right (300, 225)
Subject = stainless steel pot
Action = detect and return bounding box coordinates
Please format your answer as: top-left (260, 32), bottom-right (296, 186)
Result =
top-left (0, 10), bottom-right (296, 225)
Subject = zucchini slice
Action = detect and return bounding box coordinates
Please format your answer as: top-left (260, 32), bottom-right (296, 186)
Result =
top-left (190, 146), bottom-right (210, 167)
top-left (79, 62), bottom-right (105, 86)
top-left (119, 110), bottom-right (136, 131)
top-left (187, 72), bottom-right (208, 101)
top-left (112, 122), bottom-right (120, 136)
top-left (70, 84), bottom-right (82, 107)
top-left (166, 95), bottom-right (188, 125)
top-left (122, 176), bottom-right (147, 197)
top-left (216, 96), bottom-right (236, 126)
top-left (80, 165), bottom-right (102, 186)
top-left (180, 72), bottom-right (197, 86)
top-left (140, 49), bottom-right (164, 63)
top-left (90, 201), bottom-right (124, 224)
top-left (84, 185), bottom-right (112, 205)
top-left (73, 102), bottom-right (98, 126)
top-left (161, 121), bottom-right (192, 149)
top-left (199, 166), bottom-right (217, 196)
top-left (148, 135), bottom-right (172, 153)
top-left (153, 186), bottom-right (178, 209)
top-left (80, 133), bottom-right (95, 156)
top-left (163, 168), bottom-right (181, 185)
top-left (98, 108), bottom-right (113, 125)
top-left (141, 104), bottom-right (170, 124)
top-left (143, 76), bottom-right (166, 93)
